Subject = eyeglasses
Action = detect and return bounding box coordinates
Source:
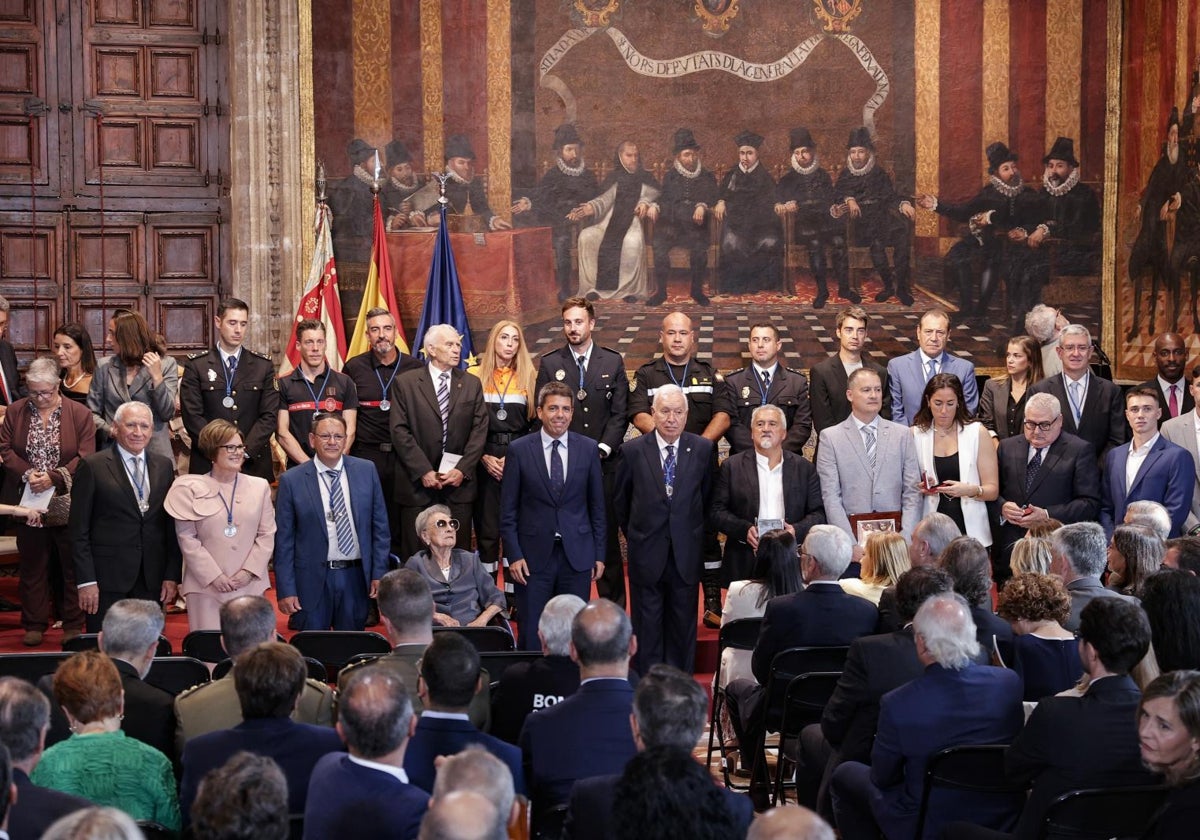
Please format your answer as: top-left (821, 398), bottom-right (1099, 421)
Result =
top-left (1022, 419), bottom-right (1059, 432)
top-left (220, 444), bottom-right (246, 454)
top-left (28, 389), bottom-right (57, 399)
top-left (315, 433), bottom-right (347, 442)
top-left (433, 518), bottom-right (460, 531)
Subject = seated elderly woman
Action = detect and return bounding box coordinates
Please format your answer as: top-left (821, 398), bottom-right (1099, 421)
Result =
top-left (404, 504), bottom-right (505, 627)
top-left (31, 651), bottom-right (180, 831)
top-left (996, 573), bottom-right (1082, 701)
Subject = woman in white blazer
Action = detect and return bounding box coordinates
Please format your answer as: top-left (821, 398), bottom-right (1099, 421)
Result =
top-left (910, 372), bottom-right (999, 546)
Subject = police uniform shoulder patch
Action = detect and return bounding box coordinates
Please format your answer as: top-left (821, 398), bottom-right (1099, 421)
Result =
top-left (187, 350), bottom-right (206, 360)
top-left (248, 349), bottom-right (274, 362)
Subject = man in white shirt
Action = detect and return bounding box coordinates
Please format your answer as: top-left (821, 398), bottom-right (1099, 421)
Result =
top-left (1099, 386), bottom-right (1194, 538)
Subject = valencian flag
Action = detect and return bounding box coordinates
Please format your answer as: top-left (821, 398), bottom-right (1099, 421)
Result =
top-left (281, 199), bottom-right (347, 375)
top-left (347, 194), bottom-right (411, 359)
top-left (415, 200), bottom-right (475, 367)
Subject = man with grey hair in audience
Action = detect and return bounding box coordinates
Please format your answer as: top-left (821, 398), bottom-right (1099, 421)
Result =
top-left (749, 806), bottom-right (835, 840)
top-left (565, 664), bottom-right (753, 839)
top-left (0, 677), bottom-right (90, 839)
top-left (939, 536), bottom-right (1015, 664)
top-left (877, 512), bottom-right (961, 632)
top-left (305, 665), bottom-right (429, 839)
top-left (831, 594), bottom-right (1024, 840)
top-left (727, 525), bottom-right (879, 797)
top-left (419, 792), bottom-right (500, 840)
top-left (431, 747), bottom-right (517, 839)
top-left (1124, 499), bottom-right (1172, 540)
top-left (1024, 304), bottom-right (1068, 379)
top-left (176, 594), bottom-right (334, 752)
top-left (41, 599), bottom-right (175, 760)
top-left (491, 593), bottom-right (585, 743)
top-left (1051, 521), bottom-right (1137, 632)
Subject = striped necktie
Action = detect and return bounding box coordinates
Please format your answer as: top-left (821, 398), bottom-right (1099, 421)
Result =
top-left (325, 469), bottom-right (355, 555)
top-left (437, 371), bottom-right (450, 444)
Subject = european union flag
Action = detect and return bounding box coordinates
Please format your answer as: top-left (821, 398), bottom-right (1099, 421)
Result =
top-left (414, 201), bottom-right (476, 368)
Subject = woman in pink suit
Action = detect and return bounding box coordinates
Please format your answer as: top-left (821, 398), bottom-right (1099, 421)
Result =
top-left (164, 419), bottom-right (275, 630)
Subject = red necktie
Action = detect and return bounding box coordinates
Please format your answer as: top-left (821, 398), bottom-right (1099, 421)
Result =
top-left (0, 372), bottom-right (8, 404)
top-left (1169, 385), bottom-right (1179, 418)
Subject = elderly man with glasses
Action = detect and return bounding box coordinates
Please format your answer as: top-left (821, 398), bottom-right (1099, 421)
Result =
top-left (994, 391), bottom-right (1101, 583)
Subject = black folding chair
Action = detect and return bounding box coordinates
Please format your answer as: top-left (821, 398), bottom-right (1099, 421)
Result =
top-left (914, 744), bottom-right (1027, 839)
top-left (1039, 785), bottom-right (1168, 840)
top-left (289, 630), bottom-right (393, 680)
top-left (704, 617), bottom-right (762, 790)
top-left (0, 652), bottom-right (71, 684)
top-left (213, 656), bottom-right (326, 683)
top-left (63, 633), bottom-right (172, 656)
top-left (477, 650), bottom-right (544, 688)
top-left (531, 802), bottom-right (568, 840)
top-left (181, 630), bottom-right (227, 663)
top-left (143, 656), bottom-right (211, 696)
top-left (771, 671), bottom-right (843, 806)
top-left (136, 820), bottom-right (176, 840)
top-left (432, 624), bottom-right (516, 652)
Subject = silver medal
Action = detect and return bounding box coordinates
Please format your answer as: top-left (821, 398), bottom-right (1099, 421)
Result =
top-left (495, 408), bottom-right (507, 421)
top-left (224, 524), bottom-right (238, 538)
top-left (379, 399), bottom-right (391, 412)
top-left (222, 396), bottom-right (235, 408)
top-left (138, 499), bottom-right (149, 514)
top-left (577, 389), bottom-right (587, 400)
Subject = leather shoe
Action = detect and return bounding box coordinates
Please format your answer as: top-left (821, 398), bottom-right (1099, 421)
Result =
top-left (813, 291), bottom-right (828, 309)
top-left (61, 628), bottom-right (83, 645)
top-left (897, 287), bottom-right (915, 306)
top-left (839, 286), bottom-right (862, 304)
top-left (703, 609), bottom-right (722, 630)
top-left (874, 286), bottom-right (894, 303)
top-left (22, 630), bottom-right (43, 647)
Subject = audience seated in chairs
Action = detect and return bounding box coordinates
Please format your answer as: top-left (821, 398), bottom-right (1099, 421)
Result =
top-left (877, 512), bottom-right (960, 633)
top-left (33, 651), bottom-right (181, 832)
top-left (1051, 522), bottom-right (1137, 633)
top-left (566, 663), bottom-right (752, 840)
top-left (490, 593), bottom-right (584, 745)
top-left (995, 573), bottom-right (1081, 700)
top-left (403, 632), bottom-right (525, 795)
top-left (613, 746), bottom-right (748, 840)
top-left (179, 642), bottom-right (344, 824)
top-left (0, 677), bottom-right (90, 840)
top-left (304, 664), bottom-right (429, 840)
top-left (175, 595), bottom-right (334, 755)
top-left (41, 599), bottom-right (176, 763)
top-left (430, 746), bottom-right (519, 840)
top-left (190, 751), bottom-right (289, 840)
top-left (339, 568), bottom-right (491, 729)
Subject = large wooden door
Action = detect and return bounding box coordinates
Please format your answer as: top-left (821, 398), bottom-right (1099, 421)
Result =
top-left (0, 0), bottom-right (226, 361)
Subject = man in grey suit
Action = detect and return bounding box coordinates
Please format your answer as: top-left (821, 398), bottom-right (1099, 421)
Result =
top-left (885, 308), bottom-right (978, 426)
top-left (1050, 522), bottom-right (1136, 633)
top-left (1160, 369), bottom-right (1200, 534)
top-left (816, 368), bottom-right (922, 544)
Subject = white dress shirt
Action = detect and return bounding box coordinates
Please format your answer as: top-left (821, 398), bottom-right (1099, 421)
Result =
top-left (755, 451), bottom-right (785, 522)
top-left (540, 428), bottom-right (569, 477)
top-left (1126, 433), bottom-right (1161, 494)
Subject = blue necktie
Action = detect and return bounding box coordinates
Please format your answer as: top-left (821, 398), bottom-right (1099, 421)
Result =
top-left (325, 469), bottom-right (355, 555)
top-left (227, 354), bottom-right (237, 381)
top-left (550, 440), bottom-right (564, 497)
top-left (664, 444), bottom-right (676, 498)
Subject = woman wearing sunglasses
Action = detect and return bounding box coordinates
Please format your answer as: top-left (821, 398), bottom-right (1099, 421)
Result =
top-left (404, 503), bottom-right (506, 627)
top-left (164, 418), bottom-right (276, 630)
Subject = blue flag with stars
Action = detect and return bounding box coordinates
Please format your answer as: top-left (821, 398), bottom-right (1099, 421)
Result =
top-left (415, 202), bottom-right (476, 368)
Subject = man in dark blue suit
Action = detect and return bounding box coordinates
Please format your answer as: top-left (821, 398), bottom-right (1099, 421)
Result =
top-left (0, 678), bottom-right (90, 840)
top-left (565, 664), bottom-right (752, 840)
top-left (402, 632), bottom-right (525, 795)
top-left (304, 665), bottom-right (429, 840)
top-left (500, 381), bottom-right (606, 650)
top-left (831, 594), bottom-right (1024, 840)
top-left (1099, 386), bottom-right (1195, 537)
top-left (274, 412), bottom-right (391, 630)
top-left (179, 643), bottom-right (343, 823)
top-left (519, 599), bottom-right (637, 813)
top-left (615, 384), bottom-right (713, 674)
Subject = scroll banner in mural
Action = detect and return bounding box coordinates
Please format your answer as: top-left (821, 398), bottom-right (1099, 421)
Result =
top-left (540, 28), bottom-right (890, 133)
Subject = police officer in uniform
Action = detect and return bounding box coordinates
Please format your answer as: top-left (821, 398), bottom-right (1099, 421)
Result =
top-left (344, 307), bottom-right (423, 556)
top-left (724, 322), bottom-right (812, 455)
top-left (629, 311), bottom-right (731, 624)
top-left (180, 297), bottom-right (280, 481)
top-left (534, 297), bottom-right (629, 607)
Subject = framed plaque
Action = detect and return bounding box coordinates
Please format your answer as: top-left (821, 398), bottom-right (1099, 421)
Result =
top-left (848, 511), bottom-right (903, 547)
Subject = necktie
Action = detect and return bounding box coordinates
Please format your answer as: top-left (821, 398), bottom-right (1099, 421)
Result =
top-left (926, 358), bottom-right (938, 382)
top-left (577, 354), bottom-right (587, 384)
top-left (227, 354), bottom-right (238, 382)
top-left (129, 456), bottom-right (146, 513)
top-left (663, 444), bottom-right (676, 497)
top-left (1026, 447), bottom-right (1043, 493)
top-left (1170, 385), bottom-right (1179, 417)
top-left (761, 370), bottom-right (771, 391)
top-left (325, 469), bottom-right (356, 555)
top-left (862, 425), bottom-right (877, 471)
top-left (437, 371), bottom-right (450, 444)
top-left (549, 440), bottom-right (564, 496)
top-left (1069, 381), bottom-right (1083, 424)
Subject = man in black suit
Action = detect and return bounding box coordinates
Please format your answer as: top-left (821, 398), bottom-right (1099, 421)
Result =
top-left (70, 401), bottom-right (181, 631)
top-left (1030, 324), bottom-right (1126, 461)
top-left (534, 297), bottom-right (629, 606)
top-left (390, 323), bottom-right (488, 561)
top-left (616, 385), bottom-right (713, 674)
top-left (995, 392), bottom-right (1101, 578)
top-left (0, 678), bottom-right (90, 840)
top-left (179, 297), bottom-right (280, 480)
top-left (809, 305), bottom-right (890, 445)
top-left (1139, 332), bottom-right (1193, 426)
top-left (941, 537), bottom-right (1015, 664)
top-left (724, 322), bottom-right (812, 455)
top-left (41, 599), bottom-right (177, 762)
top-left (491, 594), bottom-right (584, 744)
top-left (711, 403), bottom-right (826, 583)
top-left (0, 296), bottom-right (23, 423)
top-left (565, 664), bottom-right (753, 840)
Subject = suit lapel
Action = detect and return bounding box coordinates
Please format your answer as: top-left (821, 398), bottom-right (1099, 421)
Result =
top-left (844, 418), bottom-right (874, 474)
top-left (738, 452), bottom-right (760, 513)
top-left (104, 448), bottom-right (141, 512)
top-left (418, 368), bottom-right (441, 415)
top-left (641, 435), bottom-right (667, 501)
top-left (1027, 440), bottom-right (1062, 499)
top-left (1127, 439), bottom-right (1163, 496)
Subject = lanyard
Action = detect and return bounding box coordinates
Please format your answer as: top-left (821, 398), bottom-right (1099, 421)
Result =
top-left (664, 359), bottom-right (691, 390)
top-left (223, 352), bottom-right (239, 400)
top-left (752, 367), bottom-right (771, 406)
top-left (495, 367), bottom-right (515, 412)
top-left (214, 473), bottom-right (239, 533)
top-left (302, 367), bottom-right (333, 408)
top-left (122, 455), bottom-right (146, 505)
top-left (373, 359), bottom-right (400, 402)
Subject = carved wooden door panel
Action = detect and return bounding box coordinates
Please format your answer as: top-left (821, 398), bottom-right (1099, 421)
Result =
top-left (0, 0), bottom-right (226, 362)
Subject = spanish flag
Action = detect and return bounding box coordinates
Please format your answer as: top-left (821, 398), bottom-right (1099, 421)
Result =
top-left (347, 195), bottom-right (410, 358)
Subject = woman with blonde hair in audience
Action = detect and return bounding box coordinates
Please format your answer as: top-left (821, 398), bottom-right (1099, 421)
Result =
top-left (41, 807), bottom-right (145, 840)
top-left (911, 372), bottom-right (998, 548)
top-left (1009, 536), bottom-right (1054, 577)
top-left (997, 573), bottom-right (1081, 701)
top-left (164, 419), bottom-right (276, 631)
top-left (978, 335), bottom-right (1044, 445)
top-left (841, 531), bottom-right (909, 606)
top-left (1137, 671), bottom-right (1200, 838)
top-left (467, 320), bottom-right (536, 592)
top-left (1107, 523), bottom-right (1164, 598)
top-left (32, 652), bottom-right (180, 831)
